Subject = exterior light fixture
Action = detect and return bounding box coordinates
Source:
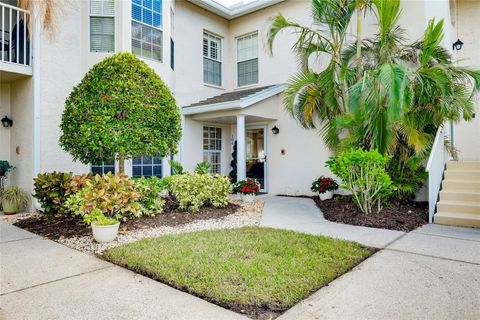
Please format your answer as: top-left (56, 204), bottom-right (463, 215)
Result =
top-left (452, 39), bottom-right (464, 51)
top-left (1, 116), bottom-right (13, 128)
top-left (271, 125), bottom-right (280, 135)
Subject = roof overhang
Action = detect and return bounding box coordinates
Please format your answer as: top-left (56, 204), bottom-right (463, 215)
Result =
top-left (187, 0), bottom-right (285, 20)
top-left (182, 84), bottom-right (285, 115)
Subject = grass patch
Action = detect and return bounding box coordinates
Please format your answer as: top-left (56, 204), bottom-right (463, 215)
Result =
top-left (103, 227), bottom-right (372, 318)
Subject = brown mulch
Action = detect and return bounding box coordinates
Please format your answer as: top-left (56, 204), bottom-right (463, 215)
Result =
top-left (13, 203), bottom-right (240, 240)
top-left (312, 195), bottom-right (428, 231)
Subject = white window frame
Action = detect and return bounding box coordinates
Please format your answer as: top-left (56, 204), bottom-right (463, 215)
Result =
top-left (236, 32), bottom-right (259, 87)
top-left (131, 0), bottom-right (163, 62)
top-left (203, 126), bottom-right (222, 174)
top-left (89, 0), bottom-right (115, 52)
top-left (203, 31), bottom-right (223, 87)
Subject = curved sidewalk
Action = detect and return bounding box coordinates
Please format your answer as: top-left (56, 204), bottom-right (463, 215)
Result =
top-left (260, 195), bottom-right (404, 248)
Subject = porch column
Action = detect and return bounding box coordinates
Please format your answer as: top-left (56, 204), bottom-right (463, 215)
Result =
top-left (236, 114), bottom-right (246, 181)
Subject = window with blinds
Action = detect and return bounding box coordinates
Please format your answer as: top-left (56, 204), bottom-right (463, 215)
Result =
top-left (90, 0), bottom-right (115, 52)
top-left (132, 0), bottom-right (163, 62)
top-left (237, 33), bottom-right (258, 87)
top-left (203, 127), bottom-right (222, 174)
top-left (203, 32), bottom-right (222, 86)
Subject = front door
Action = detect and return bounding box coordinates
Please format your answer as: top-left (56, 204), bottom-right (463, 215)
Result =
top-left (246, 126), bottom-right (267, 192)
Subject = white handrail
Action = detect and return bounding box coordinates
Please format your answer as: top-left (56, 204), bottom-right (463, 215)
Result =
top-left (0, 2), bottom-right (31, 66)
top-left (425, 126), bottom-right (446, 223)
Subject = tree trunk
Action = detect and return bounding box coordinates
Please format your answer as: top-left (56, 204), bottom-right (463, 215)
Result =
top-left (356, 6), bottom-right (363, 80)
top-left (118, 153), bottom-right (125, 174)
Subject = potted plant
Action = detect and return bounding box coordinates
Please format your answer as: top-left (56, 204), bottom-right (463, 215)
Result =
top-left (0, 160), bottom-right (15, 177)
top-left (237, 178), bottom-right (260, 202)
top-left (311, 176), bottom-right (338, 201)
top-left (0, 186), bottom-right (30, 215)
top-left (84, 209), bottom-right (120, 243)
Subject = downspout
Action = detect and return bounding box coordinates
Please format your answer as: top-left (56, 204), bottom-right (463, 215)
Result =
top-left (33, 17), bottom-right (42, 211)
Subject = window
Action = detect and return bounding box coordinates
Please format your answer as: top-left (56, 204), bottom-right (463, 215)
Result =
top-left (203, 32), bottom-right (222, 86)
top-left (237, 33), bottom-right (258, 86)
top-left (90, 0), bottom-right (115, 52)
top-left (91, 159), bottom-right (115, 175)
top-left (132, 0), bottom-right (163, 62)
top-left (132, 155), bottom-right (162, 178)
top-left (203, 127), bottom-right (222, 174)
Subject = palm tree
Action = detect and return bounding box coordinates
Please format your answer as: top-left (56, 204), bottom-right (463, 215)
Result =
top-left (268, 0), bottom-right (480, 198)
top-left (17, 0), bottom-right (60, 34)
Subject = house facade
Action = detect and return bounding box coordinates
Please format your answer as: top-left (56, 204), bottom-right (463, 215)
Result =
top-left (0, 0), bottom-right (479, 199)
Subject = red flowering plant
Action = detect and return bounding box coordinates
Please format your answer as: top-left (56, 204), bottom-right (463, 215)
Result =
top-left (310, 176), bottom-right (338, 194)
top-left (235, 178), bottom-right (260, 195)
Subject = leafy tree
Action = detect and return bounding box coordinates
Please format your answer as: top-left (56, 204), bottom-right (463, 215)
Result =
top-left (268, 0), bottom-right (480, 198)
top-left (60, 52), bottom-right (182, 173)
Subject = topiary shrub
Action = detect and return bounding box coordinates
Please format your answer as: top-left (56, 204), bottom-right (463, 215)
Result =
top-left (326, 149), bottom-right (394, 214)
top-left (60, 52), bottom-right (182, 173)
top-left (169, 173), bottom-right (231, 213)
top-left (65, 173), bottom-right (141, 223)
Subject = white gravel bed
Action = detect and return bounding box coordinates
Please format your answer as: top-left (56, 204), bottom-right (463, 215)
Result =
top-left (13, 200), bottom-right (264, 255)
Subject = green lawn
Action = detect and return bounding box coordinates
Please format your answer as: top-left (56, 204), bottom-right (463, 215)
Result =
top-left (103, 227), bottom-right (372, 316)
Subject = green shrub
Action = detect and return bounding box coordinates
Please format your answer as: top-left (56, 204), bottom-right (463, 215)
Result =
top-left (169, 173), bottom-right (231, 213)
top-left (65, 173), bottom-right (141, 222)
top-left (33, 172), bottom-right (74, 216)
top-left (194, 161), bottom-right (212, 174)
top-left (134, 177), bottom-right (168, 216)
top-left (33, 172), bottom-right (93, 217)
top-left (326, 149), bottom-right (394, 214)
top-left (169, 160), bottom-right (184, 175)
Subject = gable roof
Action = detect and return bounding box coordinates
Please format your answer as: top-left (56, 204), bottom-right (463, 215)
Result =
top-left (182, 84), bottom-right (284, 115)
top-left (187, 0), bottom-right (284, 20)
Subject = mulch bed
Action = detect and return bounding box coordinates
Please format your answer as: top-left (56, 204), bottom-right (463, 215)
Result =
top-left (313, 195), bottom-right (428, 231)
top-left (14, 203), bottom-right (240, 240)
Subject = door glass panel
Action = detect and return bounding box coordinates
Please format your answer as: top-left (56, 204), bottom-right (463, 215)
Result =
top-left (246, 128), bottom-right (265, 190)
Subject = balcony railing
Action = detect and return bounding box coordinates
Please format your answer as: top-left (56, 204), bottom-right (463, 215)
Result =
top-left (1, 2), bottom-right (31, 67)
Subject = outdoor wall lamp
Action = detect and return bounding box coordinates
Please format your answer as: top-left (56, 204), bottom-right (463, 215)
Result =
top-left (271, 125), bottom-right (280, 135)
top-left (452, 39), bottom-right (464, 51)
top-left (1, 116), bottom-right (13, 128)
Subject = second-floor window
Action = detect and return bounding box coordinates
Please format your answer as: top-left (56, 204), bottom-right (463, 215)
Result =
top-left (203, 32), bottom-right (222, 86)
top-left (237, 32), bottom-right (258, 87)
top-left (90, 0), bottom-right (115, 52)
top-left (132, 0), bottom-right (163, 62)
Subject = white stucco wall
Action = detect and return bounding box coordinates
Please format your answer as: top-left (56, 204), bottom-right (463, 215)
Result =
top-left (453, 0), bottom-right (480, 161)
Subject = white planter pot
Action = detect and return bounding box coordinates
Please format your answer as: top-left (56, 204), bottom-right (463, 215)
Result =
top-left (319, 190), bottom-right (334, 201)
top-left (92, 223), bottom-right (120, 243)
top-left (235, 193), bottom-right (242, 200)
top-left (242, 194), bottom-right (255, 203)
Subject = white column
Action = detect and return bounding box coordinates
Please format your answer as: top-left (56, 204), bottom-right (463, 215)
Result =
top-left (236, 114), bottom-right (246, 181)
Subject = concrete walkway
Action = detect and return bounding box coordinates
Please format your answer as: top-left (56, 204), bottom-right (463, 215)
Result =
top-left (260, 196), bottom-right (480, 320)
top-left (260, 195), bottom-right (405, 248)
top-left (0, 221), bottom-right (246, 320)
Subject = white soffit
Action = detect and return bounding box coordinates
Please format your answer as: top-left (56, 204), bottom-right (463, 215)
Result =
top-left (187, 0), bottom-right (285, 19)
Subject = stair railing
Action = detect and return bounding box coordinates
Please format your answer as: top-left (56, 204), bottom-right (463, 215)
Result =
top-left (425, 126), bottom-right (446, 223)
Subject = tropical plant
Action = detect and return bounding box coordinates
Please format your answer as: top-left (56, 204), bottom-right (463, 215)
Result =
top-left (268, 0), bottom-right (480, 198)
top-left (0, 186), bottom-right (30, 211)
top-left (310, 176), bottom-right (338, 194)
top-left (60, 52), bottom-right (182, 173)
top-left (326, 149), bottom-right (394, 214)
top-left (65, 173), bottom-right (141, 222)
top-left (83, 208), bottom-right (119, 226)
top-left (0, 160), bottom-right (15, 175)
top-left (33, 172), bottom-right (74, 216)
top-left (169, 160), bottom-right (184, 175)
top-left (194, 161), bottom-right (212, 175)
top-left (17, 0), bottom-right (60, 34)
